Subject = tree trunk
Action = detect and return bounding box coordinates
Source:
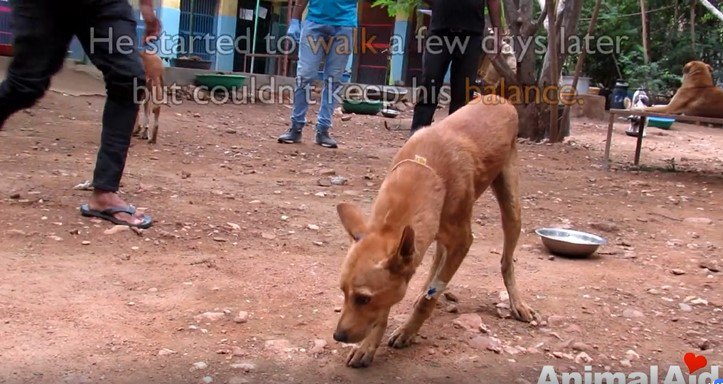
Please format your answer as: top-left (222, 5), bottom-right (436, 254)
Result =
top-left (501, 0), bottom-right (583, 141)
top-left (640, 0), bottom-right (650, 64)
top-left (691, 0), bottom-right (697, 52)
top-left (504, 0), bottom-right (545, 140)
top-left (547, 0), bottom-right (560, 141)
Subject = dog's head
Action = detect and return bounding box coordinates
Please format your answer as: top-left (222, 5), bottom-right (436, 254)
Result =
top-left (332, 203), bottom-right (417, 344)
top-left (682, 61), bottom-right (714, 87)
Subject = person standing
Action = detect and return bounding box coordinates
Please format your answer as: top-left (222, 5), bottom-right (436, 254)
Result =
top-left (0, 0), bottom-right (160, 228)
top-left (276, 0), bottom-right (358, 149)
top-left (409, 0), bottom-right (503, 137)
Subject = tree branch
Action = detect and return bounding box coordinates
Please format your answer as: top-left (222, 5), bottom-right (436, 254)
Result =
top-left (699, 0), bottom-right (723, 21)
top-left (522, 3), bottom-right (548, 38)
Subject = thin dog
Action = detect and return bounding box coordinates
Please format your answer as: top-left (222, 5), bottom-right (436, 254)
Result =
top-left (334, 94), bottom-right (536, 368)
top-left (636, 60), bottom-right (723, 118)
top-left (133, 50), bottom-right (165, 143)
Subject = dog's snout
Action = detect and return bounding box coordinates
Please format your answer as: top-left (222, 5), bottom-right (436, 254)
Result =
top-left (333, 330), bottom-right (348, 343)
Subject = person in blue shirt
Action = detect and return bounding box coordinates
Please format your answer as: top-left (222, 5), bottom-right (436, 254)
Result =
top-left (277, 0), bottom-right (358, 149)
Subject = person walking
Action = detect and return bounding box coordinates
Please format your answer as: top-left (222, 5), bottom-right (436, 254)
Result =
top-left (276, 0), bottom-right (358, 149)
top-left (409, 0), bottom-right (503, 137)
top-left (0, 0), bottom-right (160, 228)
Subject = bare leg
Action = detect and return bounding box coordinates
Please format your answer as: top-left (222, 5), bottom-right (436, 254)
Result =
top-left (491, 149), bottom-right (535, 322)
top-left (346, 309), bottom-right (389, 368)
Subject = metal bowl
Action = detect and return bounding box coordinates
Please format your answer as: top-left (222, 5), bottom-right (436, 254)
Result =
top-left (381, 109), bottom-right (400, 118)
top-left (535, 228), bottom-right (607, 258)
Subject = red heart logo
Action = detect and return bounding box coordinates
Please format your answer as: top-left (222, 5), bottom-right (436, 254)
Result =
top-left (683, 352), bottom-right (707, 374)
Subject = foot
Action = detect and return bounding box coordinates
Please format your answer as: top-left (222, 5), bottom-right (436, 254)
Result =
top-left (85, 189), bottom-right (149, 227)
top-left (278, 126), bottom-right (303, 144)
top-left (346, 341), bottom-right (378, 368)
top-left (387, 325), bottom-right (416, 349)
top-left (315, 130), bottom-right (338, 148)
top-left (510, 298), bottom-right (537, 323)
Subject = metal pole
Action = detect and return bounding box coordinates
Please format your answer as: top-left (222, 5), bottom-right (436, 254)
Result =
top-left (189, 0), bottom-right (195, 56)
top-left (250, 0), bottom-right (260, 73)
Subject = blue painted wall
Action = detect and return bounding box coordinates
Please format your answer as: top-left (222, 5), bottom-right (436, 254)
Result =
top-left (214, 14), bottom-right (236, 71)
top-left (390, 19), bottom-right (408, 84)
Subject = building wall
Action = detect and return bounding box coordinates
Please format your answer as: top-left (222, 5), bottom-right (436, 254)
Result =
top-left (215, 0), bottom-right (238, 71)
top-left (159, 0), bottom-right (181, 65)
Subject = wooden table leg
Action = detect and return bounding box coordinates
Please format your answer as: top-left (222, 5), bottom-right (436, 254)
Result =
top-left (604, 112), bottom-right (615, 170)
top-left (633, 116), bottom-right (646, 166)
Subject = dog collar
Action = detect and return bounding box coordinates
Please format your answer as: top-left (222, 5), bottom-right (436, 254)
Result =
top-left (390, 155), bottom-right (438, 176)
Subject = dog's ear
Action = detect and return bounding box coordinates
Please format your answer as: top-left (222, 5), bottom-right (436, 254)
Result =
top-left (386, 225), bottom-right (416, 274)
top-left (397, 225), bottom-right (415, 261)
top-left (706, 64), bottom-right (713, 74)
top-left (337, 203), bottom-right (367, 241)
top-left (683, 62), bottom-right (693, 74)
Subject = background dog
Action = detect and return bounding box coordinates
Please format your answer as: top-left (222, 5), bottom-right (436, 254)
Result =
top-left (334, 94), bottom-right (535, 368)
top-left (478, 33), bottom-right (517, 94)
top-left (636, 60), bottom-right (723, 118)
top-left (133, 50), bottom-right (165, 144)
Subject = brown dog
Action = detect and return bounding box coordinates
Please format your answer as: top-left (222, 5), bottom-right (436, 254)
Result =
top-left (334, 94), bottom-right (536, 368)
top-left (477, 38), bottom-right (517, 94)
top-left (133, 50), bottom-right (165, 143)
top-left (636, 60), bottom-right (723, 118)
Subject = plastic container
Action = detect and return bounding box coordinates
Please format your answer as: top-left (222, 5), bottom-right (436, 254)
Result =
top-left (195, 74), bottom-right (247, 90)
top-left (610, 80), bottom-right (629, 109)
top-left (560, 75), bottom-right (590, 95)
top-left (342, 99), bottom-right (382, 115)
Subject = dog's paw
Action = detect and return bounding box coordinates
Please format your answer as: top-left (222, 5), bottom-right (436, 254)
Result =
top-left (387, 327), bottom-right (415, 349)
top-left (511, 300), bottom-right (537, 323)
top-left (345, 345), bottom-right (376, 368)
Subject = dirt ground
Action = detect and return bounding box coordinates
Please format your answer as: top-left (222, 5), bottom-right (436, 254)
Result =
top-left (0, 69), bottom-right (721, 384)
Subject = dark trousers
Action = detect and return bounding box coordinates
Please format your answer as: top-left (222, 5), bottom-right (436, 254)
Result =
top-left (0, 0), bottom-right (145, 192)
top-left (410, 32), bottom-right (482, 133)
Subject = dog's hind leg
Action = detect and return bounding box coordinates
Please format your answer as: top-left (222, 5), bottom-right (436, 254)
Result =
top-left (388, 225), bottom-right (472, 349)
top-left (491, 148), bottom-right (536, 323)
top-left (139, 99), bottom-right (150, 140)
top-left (149, 104), bottom-right (160, 144)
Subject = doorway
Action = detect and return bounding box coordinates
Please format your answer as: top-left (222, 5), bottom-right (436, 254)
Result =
top-left (179, 0), bottom-right (219, 62)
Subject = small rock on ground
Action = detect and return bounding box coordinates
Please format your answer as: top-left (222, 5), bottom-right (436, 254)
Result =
top-left (194, 312), bottom-right (225, 322)
top-left (234, 311), bottom-right (249, 323)
top-left (453, 313), bottom-right (483, 333)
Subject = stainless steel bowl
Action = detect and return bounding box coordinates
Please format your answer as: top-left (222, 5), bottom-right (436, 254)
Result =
top-left (535, 228), bottom-right (607, 258)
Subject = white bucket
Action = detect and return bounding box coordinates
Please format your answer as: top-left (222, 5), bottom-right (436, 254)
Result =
top-left (560, 76), bottom-right (590, 95)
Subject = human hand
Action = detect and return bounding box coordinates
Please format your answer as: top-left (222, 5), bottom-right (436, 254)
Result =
top-left (140, 1), bottom-right (161, 44)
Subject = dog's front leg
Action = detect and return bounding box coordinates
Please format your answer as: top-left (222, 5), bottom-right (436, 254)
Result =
top-left (346, 310), bottom-right (389, 368)
top-left (389, 243), bottom-right (448, 349)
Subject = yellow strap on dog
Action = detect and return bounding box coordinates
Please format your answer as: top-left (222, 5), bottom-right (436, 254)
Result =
top-left (414, 155), bottom-right (427, 165)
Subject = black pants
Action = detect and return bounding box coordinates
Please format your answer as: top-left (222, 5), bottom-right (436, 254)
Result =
top-left (410, 32), bottom-right (482, 133)
top-left (0, 0), bottom-right (145, 192)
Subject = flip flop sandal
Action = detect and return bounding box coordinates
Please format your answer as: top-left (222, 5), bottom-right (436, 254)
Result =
top-left (80, 204), bottom-right (153, 229)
